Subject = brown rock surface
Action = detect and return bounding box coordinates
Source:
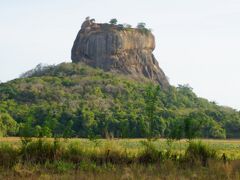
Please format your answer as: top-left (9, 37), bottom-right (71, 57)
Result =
top-left (71, 21), bottom-right (169, 88)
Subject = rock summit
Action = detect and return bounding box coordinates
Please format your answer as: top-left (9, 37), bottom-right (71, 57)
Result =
top-left (71, 17), bottom-right (169, 88)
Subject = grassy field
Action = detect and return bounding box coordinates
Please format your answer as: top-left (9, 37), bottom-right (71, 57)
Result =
top-left (1, 137), bottom-right (240, 179)
top-left (1, 137), bottom-right (240, 159)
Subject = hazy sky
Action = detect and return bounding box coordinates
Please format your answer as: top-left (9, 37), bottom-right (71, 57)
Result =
top-left (0, 0), bottom-right (240, 110)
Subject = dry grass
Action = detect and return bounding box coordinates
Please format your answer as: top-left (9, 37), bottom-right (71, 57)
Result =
top-left (1, 161), bottom-right (240, 180)
top-left (0, 137), bottom-right (21, 142)
top-left (0, 138), bottom-right (240, 179)
top-left (1, 137), bottom-right (240, 159)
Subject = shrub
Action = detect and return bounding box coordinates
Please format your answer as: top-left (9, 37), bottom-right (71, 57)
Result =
top-left (20, 63), bottom-right (54, 78)
top-left (20, 138), bottom-right (62, 163)
top-left (184, 140), bottom-right (216, 166)
top-left (138, 140), bottom-right (164, 163)
top-left (79, 160), bottom-right (97, 171)
top-left (123, 23), bottom-right (132, 28)
top-left (109, 18), bottom-right (117, 25)
top-left (137, 22), bottom-right (146, 29)
top-left (0, 113), bottom-right (18, 137)
top-left (0, 143), bottom-right (19, 168)
top-left (136, 22), bottom-right (151, 35)
top-left (88, 140), bottom-right (134, 165)
top-left (53, 161), bottom-right (75, 173)
top-left (63, 142), bottom-right (85, 163)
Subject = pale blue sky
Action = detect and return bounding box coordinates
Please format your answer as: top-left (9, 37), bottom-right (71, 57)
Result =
top-left (0, 0), bottom-right (240, 110)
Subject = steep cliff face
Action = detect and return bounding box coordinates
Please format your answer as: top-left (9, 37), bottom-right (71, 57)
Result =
top-left (71, 22), bottom-right (169, 88)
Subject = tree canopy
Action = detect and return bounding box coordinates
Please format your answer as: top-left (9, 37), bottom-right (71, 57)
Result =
top-left (0, 63), bottom-right (239, 138)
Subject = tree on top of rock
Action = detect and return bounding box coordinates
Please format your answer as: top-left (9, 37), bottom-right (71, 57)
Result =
top-left (137, 22), bottom-right (146, 29)
top-left (109, 18), bottom-right (118, 25)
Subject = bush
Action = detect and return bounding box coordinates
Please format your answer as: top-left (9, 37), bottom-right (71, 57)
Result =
top-left (63, 142), bottom-right (85, 163)
top-left (53, 161), bottom-right (75, 173)
top-left (0, 113), bottom-right (18, 137)
top-left (109, 18), bottom-right (117, 25)
top-left (0, 143), bottom-right (19, 168)
top-left (138, 140), bottom-right (164, 163)
top-left (184, 141), bottom-right (216, 166)
top-left (21, 138), bottom-right (62, 163)
top-left (137, 22), bottom-right (146, 29)
top-left (20, 63), bottom-right (54, 78)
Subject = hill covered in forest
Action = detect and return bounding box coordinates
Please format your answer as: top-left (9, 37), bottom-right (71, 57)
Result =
top-left (0, 62), bottom-right (239, 138)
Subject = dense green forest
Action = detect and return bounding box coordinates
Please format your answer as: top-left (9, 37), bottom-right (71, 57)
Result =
top-left (0, 63), bottom-right (240, 138)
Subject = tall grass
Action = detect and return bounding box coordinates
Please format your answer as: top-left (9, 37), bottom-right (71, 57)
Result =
top-left (21, 138), bottom-right (62, 163)
top-left (184, 140), bottom-right (217, 166)
top-left (0, 138), bottom-right (226, 168)
top-left (0, 143), bottom-right (19, 168)
top-left (0, 138), bottom-right (239, 179)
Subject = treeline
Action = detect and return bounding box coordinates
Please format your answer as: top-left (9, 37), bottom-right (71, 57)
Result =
top-left (0, 63), bottom-right (240, 138)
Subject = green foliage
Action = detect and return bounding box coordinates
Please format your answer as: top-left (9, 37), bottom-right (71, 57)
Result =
top-left (0, 143), bottom-right (19, 168)
top-left (167, 118), bottom-right (185, 140)
top-left (123, 23), bottom-right (132, 28)
top-left (21, 138), bottom-right (61, 163)
top-left (136, 22), bottom-right (151, 34)
top-left (63, 142), bottom-right (84, 163)
top-left (0, 112), bottom-right (18, 137)
top-left (0, 62), bottom-right (239, 138)
top-left (139, 139), bottom-right (164, 163)
top-left (183, 112), bottom-right (207, 139)
top-left (109, 18), bottom-right (117, 25)
top-left (185, 140), bottom-right (217, 166)
top-left (1, 137), bottom-right (240, 178)
top-left (52, 160), bottom-right (75, 173)
top-left (137, 22), bottom-right (146, 29)
top-left (144, 85), bottom-right (161, 137)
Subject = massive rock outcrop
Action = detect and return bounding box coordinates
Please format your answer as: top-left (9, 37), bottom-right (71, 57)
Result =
top-left (71, 19), bottom-right (169, 88)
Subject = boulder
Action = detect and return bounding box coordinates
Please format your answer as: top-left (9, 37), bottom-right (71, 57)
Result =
top-left (71, 22), bottom-right (169, 88)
